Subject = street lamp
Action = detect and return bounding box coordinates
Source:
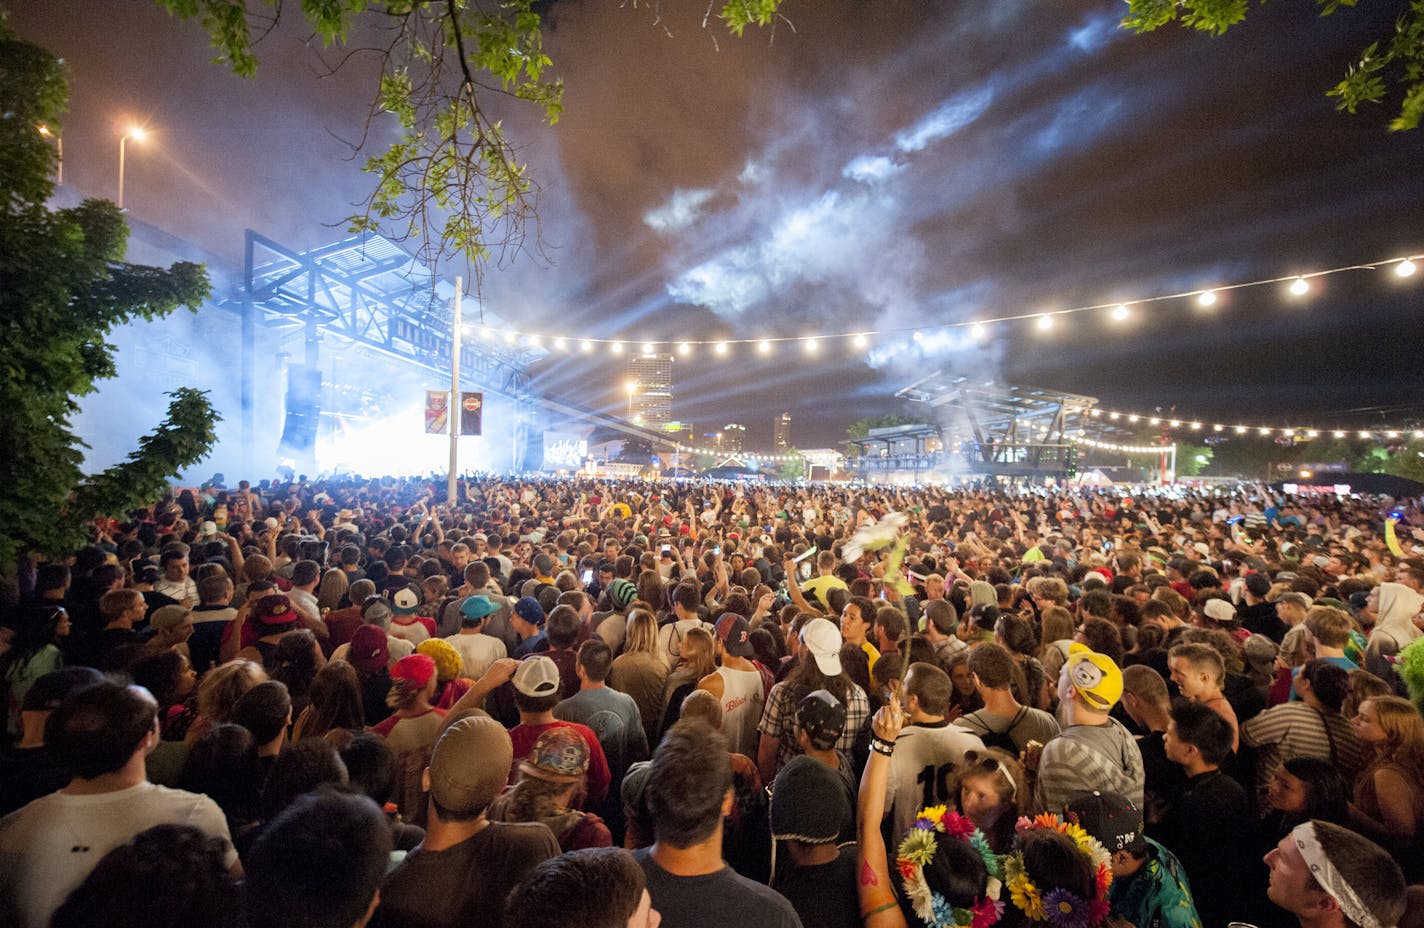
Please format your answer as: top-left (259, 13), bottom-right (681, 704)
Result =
top-left (118, 126), bottom-right (147, 209)
top-left (37, 125), bottom-right (62, 185)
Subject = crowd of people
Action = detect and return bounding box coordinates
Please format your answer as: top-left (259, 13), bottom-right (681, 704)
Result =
top-left (2, 473), bottom-right (1423, 928)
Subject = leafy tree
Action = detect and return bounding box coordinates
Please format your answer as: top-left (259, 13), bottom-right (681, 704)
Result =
top-left (0, 23), bottom-right (218, 564)
top-left (1121, 0), bottom-right (1424, 130)
top-left (1175, 442), bottom-right (1214, 477)
top-left (776, 449), bottom-right (807, 481)
top-left (1384, 439), bottom-right (1424, 482)
top-left (157, 0), bottom-right (787, 285)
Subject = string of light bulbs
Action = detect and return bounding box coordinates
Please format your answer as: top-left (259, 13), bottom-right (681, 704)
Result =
top-left (466, 251), bottom-right (1419, 354)
top-left (1083, 408), bottom-right (1424, 441)
top-left (1074, 436), bottom-right (1177, 455)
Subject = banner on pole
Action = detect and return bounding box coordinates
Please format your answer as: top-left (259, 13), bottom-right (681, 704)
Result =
top-left (461, 392), bottom-right (483, 436)
top-left (425, 391), bottom-right (448, 434)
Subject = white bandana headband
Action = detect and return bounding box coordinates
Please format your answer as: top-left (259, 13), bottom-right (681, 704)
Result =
top-left (1291, 822), bottom-right (1383, 928)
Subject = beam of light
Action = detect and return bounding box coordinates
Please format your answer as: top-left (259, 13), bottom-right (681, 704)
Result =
top-left (843, 155), bottom-right (903, 183)
top-left (894, 85), bottom-right (995, 153)
top-left (644, 188), bottom-right (716, 233)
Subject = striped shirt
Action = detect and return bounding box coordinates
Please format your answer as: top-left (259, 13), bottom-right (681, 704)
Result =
top-left (1240, 702), bottom-right (1363, 808)
top-left (1036, 719), bottom-right (1145, 812)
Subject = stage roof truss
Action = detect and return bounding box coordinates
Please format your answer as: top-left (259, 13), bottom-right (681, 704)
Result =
top-left (235, 230), bottom-right (541, 386)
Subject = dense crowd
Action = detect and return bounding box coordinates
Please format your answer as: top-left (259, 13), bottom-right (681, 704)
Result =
top-left (2, 474), bottom-right (1423, 928)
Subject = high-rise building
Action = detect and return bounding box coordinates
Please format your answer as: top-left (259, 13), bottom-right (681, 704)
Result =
top-left (722, 423), bottom-right (746, 453)
top-left (626, 353), bottom-right (673, 428)
top-left (774, 411), bottom-right (792, 450)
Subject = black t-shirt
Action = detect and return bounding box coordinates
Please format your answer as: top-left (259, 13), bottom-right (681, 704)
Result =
top-left (773, 846), bottom-right (860, 928)
top-left (372, 821), bottom-right (559, 928)
top-left (634, 848), bottom-right (803, 928)
top-left (1149, 769), bottom-right (1252, 928)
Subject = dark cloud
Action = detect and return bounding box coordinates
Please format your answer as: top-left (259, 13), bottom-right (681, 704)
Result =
top-left (10, 0), bottom-right (1424, 454)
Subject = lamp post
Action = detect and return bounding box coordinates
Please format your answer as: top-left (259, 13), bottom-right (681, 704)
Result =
top-left (37, 125), bottom-right (61, 185)
top-left (118, 126), bottom-right (147, 209)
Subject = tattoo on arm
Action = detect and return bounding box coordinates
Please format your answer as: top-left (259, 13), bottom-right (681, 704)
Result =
top-left (860, 860), bottom-right (879, 887)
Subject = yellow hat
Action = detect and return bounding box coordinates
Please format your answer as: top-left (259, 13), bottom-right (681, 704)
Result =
top-left (1065, 642), bottom-right (1122, 710)
top-left (416, 638), bottom-right (465, 683)
top-left (611, 502), bottom-right (632, 520)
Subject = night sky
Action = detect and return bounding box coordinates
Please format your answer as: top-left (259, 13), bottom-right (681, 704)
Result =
top-left (10, 0), bottom-right (1424, 452)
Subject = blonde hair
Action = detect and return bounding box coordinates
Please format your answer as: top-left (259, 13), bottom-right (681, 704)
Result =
top-left (624, 609), bottom-right (660, 656)
top-left (1363, 695), bottom-right (1424, 780)
top-left (675, 627), bottom-right (717, 681)
top-left (197, 660), bottom-right (267, 724)
top-left (1304, 606), bottom-right (1353, 648)
top-left (317, 569), bottom-right (349, 613)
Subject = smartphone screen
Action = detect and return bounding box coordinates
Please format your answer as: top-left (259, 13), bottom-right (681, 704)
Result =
top-left (580, 569), bottom-right (593, 584)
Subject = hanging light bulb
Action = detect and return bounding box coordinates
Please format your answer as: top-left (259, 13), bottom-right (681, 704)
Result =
top-left (1396, 258), bottom-right (1417, 277)
top-left (642, 341), bottom-right (656, 354)
top-left (714, 341), bottom-right (728, 355)
top-left (678, 341), bottom-right (692, 356)
top-left (1037, 314), bottom-right (1053, 331)
top-left (503, 330), bottom-right (517, 345)
top-left (1111, 304), bottom-right (1130, 321)
top-left (803, 338), bottom-right (818, 353)
top-left (970, 322), bottom-right (986, 340)
top-left (853, 333), bottom-right (869, 348)
top-left (1289, 277), bottom-right (1309, 297)
top-left (610, 341), bottom-right (624, 354)
top-left (757, 339), bottom-right (771, 354)
top-left (912, 330), bottom-right (923, 342)
top-left (553, 337), bottom-right (567, 351)
top-left (580, 339), bottom-right (593, 353)
top-left (1197, 290), bottom-right (1218, 307)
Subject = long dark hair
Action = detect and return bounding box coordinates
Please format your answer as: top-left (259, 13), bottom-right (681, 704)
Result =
top-left (1, 604), bottom-right (66, 677)
top-left (783, 645), bottom-right (852, 706)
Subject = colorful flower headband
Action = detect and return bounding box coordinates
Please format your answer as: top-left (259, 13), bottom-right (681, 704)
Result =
top-left (1004, 814), bottom-right (1113, 928)
top-left (896, 805), bottom-right (1005, 928)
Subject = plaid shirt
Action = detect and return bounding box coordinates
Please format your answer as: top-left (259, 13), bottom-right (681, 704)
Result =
top-left (758, 678), bottom-right (869, 775)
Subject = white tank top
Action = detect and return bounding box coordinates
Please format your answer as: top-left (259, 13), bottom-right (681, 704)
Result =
top-left (716, 666), bottom-right (765, 756)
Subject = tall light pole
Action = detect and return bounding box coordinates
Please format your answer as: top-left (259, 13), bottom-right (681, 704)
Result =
top-left (37, 125), bottom-right (61, 185)
top-left (118, 126), bottom-right (147, 209)
top-left (448, 277), bottom-right (462, 506)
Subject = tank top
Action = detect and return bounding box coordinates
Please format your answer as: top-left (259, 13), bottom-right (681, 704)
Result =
top-left (716, 665), bottom-right (765, 757)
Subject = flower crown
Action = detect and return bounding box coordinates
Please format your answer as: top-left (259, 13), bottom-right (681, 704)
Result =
top-left (896, 806), bottom-right (1005, 928)
top-left (1003, 814), bottom-right (1113, 928)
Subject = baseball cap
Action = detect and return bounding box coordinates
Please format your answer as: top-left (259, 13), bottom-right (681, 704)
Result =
top-left (347, 625), bottom-right (389, 673)
top-left (608, 578), bottom-right (638, 610)
top-left (1065, 642), bottom-right (1123, 710)
top-left (1065, 790), bottom-right (1146, 854)
top-left (362, 597), bottom-right (394, 626)
top-left (252, 595), bottom-right (297, 626)
top-left (1202, 599), bottom-right (1236, 624)
top-left (513, 656), bottom-right (561, 697)
top-left (518, 727), bottom-right (590, 784)
top-left (390, 654), bottom-right (436, 688)
top-left (715, 613), bottom-right (754, 657)
top-left (800, 618), bottom-right (843, 676)
top-left (460, 595), bottom-right (497, 620)
top-left (428, 715), bottom-right (513, 814)
top-left (392, 587), bottom-right (421, 615)
top-left (796, 689), bottom-right (847, 750)
top-left (514, 596), bottom-right (545, 628)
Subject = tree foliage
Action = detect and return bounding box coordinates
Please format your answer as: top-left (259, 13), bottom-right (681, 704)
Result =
top-left (846, 414), bottom-right (920, 440)
top-left (157, 0), bottom-right (787, 286)
top-left (0, 23), bottom-right (218, 563)
top-left (1121, 0), bottom-right (1424, 130)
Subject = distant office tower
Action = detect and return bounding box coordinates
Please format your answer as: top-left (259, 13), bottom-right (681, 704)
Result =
top-left (626, 352), bottom-right (673, 428)
top-left (722, 423), bottom-right (746, 453)
top-left (774, 411), bottom-right (791, 450)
